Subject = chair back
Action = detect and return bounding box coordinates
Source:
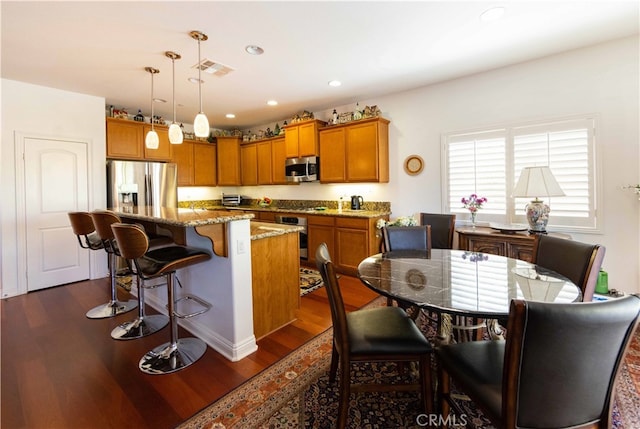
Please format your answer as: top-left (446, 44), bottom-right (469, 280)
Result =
top-left (504, 296), bottom-right (640, 428)
top-left (110, 223), bottom-right (150, 261)
top-left (419, 213), bottom-right (456, 249)
top-left (533, 234), bottom-right (605, 301)
top-left (91, 210), bottom-right (122, 254)
top-left (382, 225), bottom-right (431, 252)
top-left (315, 243), bottom-right (349, 357)
top-left (68, 211), bottom-right (103, 250)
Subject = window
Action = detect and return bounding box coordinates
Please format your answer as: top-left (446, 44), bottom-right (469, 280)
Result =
top-left (443, 116), bottom-right (598, 231)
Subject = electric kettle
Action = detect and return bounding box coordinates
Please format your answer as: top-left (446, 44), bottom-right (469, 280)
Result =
top-left (351, 195), bottom-right (364, 210)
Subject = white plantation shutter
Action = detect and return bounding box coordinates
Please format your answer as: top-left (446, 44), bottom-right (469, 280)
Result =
top-left (444, 116), bottom-right (598, 231)
top-left (446, 130), bottom-right (506, 221)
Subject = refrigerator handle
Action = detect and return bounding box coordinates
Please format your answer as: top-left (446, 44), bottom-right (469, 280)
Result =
top-left (145, 173), bottom-right (153, 206)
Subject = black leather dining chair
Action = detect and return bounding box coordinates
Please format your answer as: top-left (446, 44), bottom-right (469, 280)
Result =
top-left (533, 234), bottom-right (605, 302)
top-left (381, 225), bottom-right (432, 252)
top-left (315, 243), bottom-right (433, 428)
top-left (437, 295), bottom-right (640, 429)
top-left (419, 213), bottom-right (456, 249)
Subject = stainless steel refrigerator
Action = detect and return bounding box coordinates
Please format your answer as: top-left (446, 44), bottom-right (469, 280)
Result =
top-left (106, 160), bottom-right (178, 208)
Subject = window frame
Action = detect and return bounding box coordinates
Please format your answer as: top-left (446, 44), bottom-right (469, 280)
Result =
top-left (441, 114), bottom-right (602, 234)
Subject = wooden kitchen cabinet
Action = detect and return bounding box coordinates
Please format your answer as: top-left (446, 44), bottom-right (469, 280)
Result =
top-left (457, 226), bottom-right (570, 262)
top-left (318, 117), bottom-right (389, 183)
top-left (334, 216), bottom-right (384, 276)
top-left (106, 118), bottom-right (144, 159)
top-left (307, 215), bottom-right (336, 266)
top-left (257, 140), bottom-right (273, 184)
top-left (283, 119), bottom-right (326, 158)
top-left (216, 136), bottom-right (242, 186)
top-left (193, 142), bottom-right (216, 186)
top-left (142, 125), bottom-right (172, 161)
top-left (317, 127), bottom-right (346, 182)
top-left (241, 143), bottom-right (258, 185)
top-left (271, 137), bottom-right (288, 184)
top-left (171, 140), bottom-right (194, 185)
top-left (171, 140), bottom-right (216, 186)
top-left (106, 118), bottom-right (172, 161)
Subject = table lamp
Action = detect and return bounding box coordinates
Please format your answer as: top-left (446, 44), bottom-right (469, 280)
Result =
top-left (512, 166), bottom-right (565, 233)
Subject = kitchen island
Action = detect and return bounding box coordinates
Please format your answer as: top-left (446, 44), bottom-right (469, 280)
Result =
top-left (109, 206), bottom-right (302, 361)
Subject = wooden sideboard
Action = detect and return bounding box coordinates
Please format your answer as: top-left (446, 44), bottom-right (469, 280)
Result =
top-left (456, 226), bottom-right (570, 262)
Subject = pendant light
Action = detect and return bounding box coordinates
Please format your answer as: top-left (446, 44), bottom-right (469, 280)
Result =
top-left (144, 67), bottom-right (160, 149)
top-left (165, 51), bottom-right (183, 144)
top-left (190, 30), bottom-right (210, 137)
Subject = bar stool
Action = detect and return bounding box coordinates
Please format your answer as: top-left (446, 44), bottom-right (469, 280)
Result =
top-left (91, 211), bottom-right (172, 339)
top-left (111, 222), bottom-right (212, 374)
top-left (68, 211), bottom-right (135, 319)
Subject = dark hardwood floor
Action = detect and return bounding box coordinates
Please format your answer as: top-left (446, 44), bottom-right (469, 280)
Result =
top-left (1, 272), bottom-right (378, 429)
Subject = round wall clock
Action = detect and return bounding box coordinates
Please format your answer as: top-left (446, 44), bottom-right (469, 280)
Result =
top-left (404, 155), bottom-right (424, 175)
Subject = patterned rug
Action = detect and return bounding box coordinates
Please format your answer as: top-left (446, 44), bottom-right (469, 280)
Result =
top-left (299, 268), bottom-right (324, 296)
top-left (180, 305), bottom-right (640, 429)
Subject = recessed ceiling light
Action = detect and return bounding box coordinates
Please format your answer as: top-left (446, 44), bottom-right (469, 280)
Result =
top-left (328, 80), bottom-right (342, 87)
top-left (188, 77), bottom-right (204, 84)
top-left (226, 113), bottom-right (236, 119)
top-left (245, 45), bottom-right (264, 55)
top-left (267, 100), bottom-right (278, 106)
top-left (480, 7), bottom-right (505, 22)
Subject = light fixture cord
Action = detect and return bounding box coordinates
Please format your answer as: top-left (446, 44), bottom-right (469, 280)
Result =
top-left (172, 57), bottom-right (176, 123)
top-left (150, 70), bottom-right (155, 131)
top-left (198, 37), bottom-right (203, 113)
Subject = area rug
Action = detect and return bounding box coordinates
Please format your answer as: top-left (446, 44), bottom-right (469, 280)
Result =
top-left (180, 308), bottom-right (640, 429)
top-left (299, 267), bottom-right (324, 296)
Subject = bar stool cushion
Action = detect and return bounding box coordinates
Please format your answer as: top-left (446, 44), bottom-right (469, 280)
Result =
top-left (137, 246), bottom-right (212, 277)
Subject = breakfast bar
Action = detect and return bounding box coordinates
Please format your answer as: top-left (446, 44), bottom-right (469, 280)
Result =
top-left (109, 205), bottom-right (302, 361)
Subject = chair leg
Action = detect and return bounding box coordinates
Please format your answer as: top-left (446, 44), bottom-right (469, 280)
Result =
top-left (86, 252), bottom-right (137, 319)
top-left (329, 345), bottom-right (339, 382)
top-left (111, 276), bottom-right (169, 340)
top-left (138, 272), bottom-right (207, 374)
top-left (337, 357), bottom-right (351, 429)
top-left (419, 355), bottom-right (434, 414)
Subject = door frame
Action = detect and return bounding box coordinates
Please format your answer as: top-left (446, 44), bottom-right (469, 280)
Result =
top-left (14, 131), bottom-right (97, 295)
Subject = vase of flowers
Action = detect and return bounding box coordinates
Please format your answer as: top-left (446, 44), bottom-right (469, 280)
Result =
top-left (461, 194), bottom-right (487, 228)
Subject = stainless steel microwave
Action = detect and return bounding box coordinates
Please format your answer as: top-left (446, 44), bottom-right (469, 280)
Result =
top-left (285, 156), bottom-right (319, 182)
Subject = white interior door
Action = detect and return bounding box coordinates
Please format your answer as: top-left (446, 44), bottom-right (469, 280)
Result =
top-left (23, 137), bottom-right (90, 291)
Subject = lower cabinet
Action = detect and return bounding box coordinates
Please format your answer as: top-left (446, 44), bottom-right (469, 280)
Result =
top-left (456, 226), bottom-right (570, 262)
top-left (307, 215), bottom-right (336, 266)
top-left (251, 230), bottom-right (300, 339)
top-left (308, 214), bottom-right (387, 276)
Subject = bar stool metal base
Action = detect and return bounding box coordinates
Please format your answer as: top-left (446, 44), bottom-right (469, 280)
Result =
top-left (138, 338), bottom-right (207, 375)
top-left (110, 314), bottom-right (169, 340)
top-left (85, 299), bottom-right (137, 319)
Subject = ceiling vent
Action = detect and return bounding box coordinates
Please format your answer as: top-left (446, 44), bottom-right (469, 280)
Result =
top-left (194, 58), bottom-right (234, 77)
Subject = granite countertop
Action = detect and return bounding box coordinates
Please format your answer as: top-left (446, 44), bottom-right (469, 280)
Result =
top-left (206, 205), bottom-right (390, 219)
top-left (249, 221), bottom-right (304, 241)
top-left (109, 205), bottom-right (254, 227)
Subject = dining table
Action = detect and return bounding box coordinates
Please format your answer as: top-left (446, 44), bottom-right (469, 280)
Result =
top-left (357, 249), bottom-right (582, 343)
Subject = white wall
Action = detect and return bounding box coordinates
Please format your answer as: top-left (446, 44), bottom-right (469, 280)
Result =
top-left (1, 79), bottom-right (107, 298)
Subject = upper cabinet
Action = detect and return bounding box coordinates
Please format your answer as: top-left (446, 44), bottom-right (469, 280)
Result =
top-left (240, 142), bottom-right (258, 186)
top-left (217, 136), bottom-right (242, 186)
top-left (172, 140), bottom-right (217, 186)
top-left (106, 118), bottom-right (172, 161)
top-left (241, 136), bottom-right (288, 185)
top-left (283, 119), bottom-right (326, 158)
top-left (319, 117), bottom-right (389, 183)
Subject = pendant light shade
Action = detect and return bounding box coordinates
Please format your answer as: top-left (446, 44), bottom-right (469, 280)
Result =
top-left (190, 31), bottom-right (210, 138)
top-left (165, 51), bottom-right (183, 144)
top-left (144, 67), bottom-right (160, 149)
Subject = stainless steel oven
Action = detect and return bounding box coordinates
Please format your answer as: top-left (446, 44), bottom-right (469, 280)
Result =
top-left (275, 215), bottom-right (308, 259)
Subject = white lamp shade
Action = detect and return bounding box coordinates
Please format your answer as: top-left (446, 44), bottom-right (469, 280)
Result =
top-left (512, 166), bottom-right (565, 198)
top-left (193, 113), bottom-right (210, 137)
top-left (168, 123), bottom-right (184, 144)
top-left (145, 130), bottom-right (159, 149)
